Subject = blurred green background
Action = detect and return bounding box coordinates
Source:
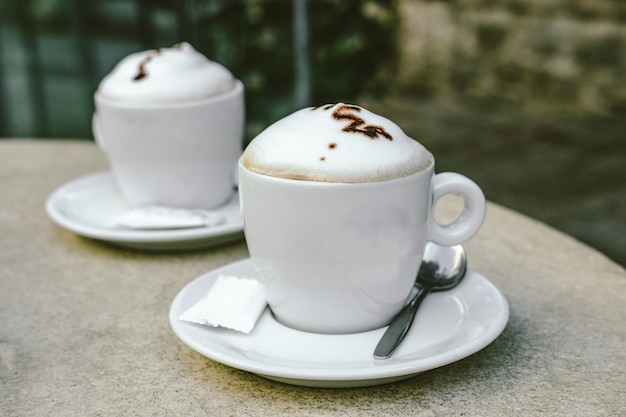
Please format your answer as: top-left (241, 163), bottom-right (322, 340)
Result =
top-left (0, 0), bottom-right (399, 139)
top-left (1, 0), bottom-right (625, 267)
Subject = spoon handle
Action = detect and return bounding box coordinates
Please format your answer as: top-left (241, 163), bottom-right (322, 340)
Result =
top-left (373, 286), bottom-right (431, 359)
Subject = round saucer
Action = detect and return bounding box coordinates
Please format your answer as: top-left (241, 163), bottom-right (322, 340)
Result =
top-left (45, 171), bottom-right (243, 250)
top-left (169, 258), bottom-right (509, 388)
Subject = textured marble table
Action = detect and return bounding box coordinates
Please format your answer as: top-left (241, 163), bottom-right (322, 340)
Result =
top-left (1, 140), bottom-right (624, 416)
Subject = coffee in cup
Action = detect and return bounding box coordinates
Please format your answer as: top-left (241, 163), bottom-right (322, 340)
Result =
top-left (239, 103), bottom-right (485, 334)
top-left (93, 42), bottom-right (244, 209)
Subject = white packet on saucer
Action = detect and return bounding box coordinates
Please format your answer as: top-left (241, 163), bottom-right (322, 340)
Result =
top-left (179, 275), bottom-right (267, 334)
top-left (114, 206), bottom-right (226, 230)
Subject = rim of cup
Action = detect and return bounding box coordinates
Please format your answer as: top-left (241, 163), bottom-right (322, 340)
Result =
top-left (238, 158), bottom-right (436, 187)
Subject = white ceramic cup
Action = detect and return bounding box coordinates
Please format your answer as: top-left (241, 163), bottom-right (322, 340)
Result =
top-left (239, 159), bottom-right (485, 334)
top-left (93, 80), bottom-right (244, 209)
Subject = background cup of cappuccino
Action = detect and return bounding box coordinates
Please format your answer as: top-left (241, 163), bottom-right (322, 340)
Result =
top-left (93, 43), bottom-right (244, 209)
top-left (239, 103), bottom-right (486, 334)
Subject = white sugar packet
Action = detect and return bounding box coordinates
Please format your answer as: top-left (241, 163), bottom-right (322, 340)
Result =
top-left (114, 206), bottom-right (226, 230)
top-left (179, 275), bottom-right (267, 334)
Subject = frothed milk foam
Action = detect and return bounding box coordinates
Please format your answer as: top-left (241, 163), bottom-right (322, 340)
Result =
top-left (97, 42), bottom-right (235, 103)
top-left (241, 103), bottom-right (433, 183)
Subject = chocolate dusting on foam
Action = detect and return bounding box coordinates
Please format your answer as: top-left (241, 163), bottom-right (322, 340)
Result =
top-left (332, 104), bottom-right (393, 140)
top-left (313, 104), bottom-right (392, 141)
top-left (132, 49), bottom-right (163, 81)
top-left (311, 104), bottom-right (335, 111)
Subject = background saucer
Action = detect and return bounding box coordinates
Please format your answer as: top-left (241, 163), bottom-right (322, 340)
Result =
top-left (46, 171), bottom-right (243, 250)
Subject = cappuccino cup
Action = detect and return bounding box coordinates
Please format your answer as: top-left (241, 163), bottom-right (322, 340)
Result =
top-left (239, 103), bottom-right (486, 334)
top-left (93, 43), bottom-right (244, 209)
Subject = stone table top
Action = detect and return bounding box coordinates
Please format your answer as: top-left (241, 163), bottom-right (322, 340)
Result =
top-left (1, 140), bottom-right (624, 416)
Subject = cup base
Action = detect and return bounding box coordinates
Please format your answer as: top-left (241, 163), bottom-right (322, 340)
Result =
top-left (268, 306), bottom-right (396, 335)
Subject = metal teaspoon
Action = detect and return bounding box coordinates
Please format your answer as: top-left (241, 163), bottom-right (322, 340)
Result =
top-left (373, 243), bottom-right (468, 359)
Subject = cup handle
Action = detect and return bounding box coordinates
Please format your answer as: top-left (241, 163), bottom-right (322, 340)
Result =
top-left (428, 172), bottom-right (486, 246)
top-left (92, 112), bottom-right (106, 151)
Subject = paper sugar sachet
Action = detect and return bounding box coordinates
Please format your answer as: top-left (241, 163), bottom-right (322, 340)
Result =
top-left (179, 275), bottom-right (267, 334)
top-left (114, 206), bottom-right (226, 230)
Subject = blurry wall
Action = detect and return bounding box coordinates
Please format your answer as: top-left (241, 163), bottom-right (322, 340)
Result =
top-left (1, 0), bottom-right (624, 140)
top-left (391, 0), bottom-right (626, 117)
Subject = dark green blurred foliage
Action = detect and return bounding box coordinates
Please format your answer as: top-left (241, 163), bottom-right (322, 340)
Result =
top-left (187, 0), bottom-right (400, 139)
top-left (0, 0), bottom-right (399, 140)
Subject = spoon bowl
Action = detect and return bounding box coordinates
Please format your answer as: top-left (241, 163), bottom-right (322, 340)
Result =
top-left (373, 243), bottom-right (467, 359)
top-left (417, 243), bottom-right (467, 290)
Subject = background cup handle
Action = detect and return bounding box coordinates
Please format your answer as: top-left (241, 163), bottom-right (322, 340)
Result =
top-left (428, 172), bottom-right (486, 246)
top-left (92, 112), bottom-right (106, 151)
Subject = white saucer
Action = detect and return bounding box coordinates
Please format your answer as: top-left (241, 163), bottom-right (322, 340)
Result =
top-left (169, 258), bottom-right (509, 388)
top-left (45, 171), bottom-right (243, 251)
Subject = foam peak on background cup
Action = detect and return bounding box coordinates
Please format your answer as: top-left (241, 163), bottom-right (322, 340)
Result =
top-left (241, 103), bottom-right (433, 183)
top-left (97, 42), bottom-right (235, 103)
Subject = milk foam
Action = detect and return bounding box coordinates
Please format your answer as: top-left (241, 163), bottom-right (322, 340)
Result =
top-left (97, 42), bottom-right (235, 103)
top-left (241, 103), bottom-right (433, 183)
